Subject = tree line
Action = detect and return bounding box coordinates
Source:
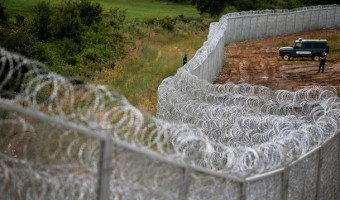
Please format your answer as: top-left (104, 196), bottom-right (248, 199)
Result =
top-left (0, 0), bottom-right (128, 77)
top-left (167, 0), bottom-right (338, 16)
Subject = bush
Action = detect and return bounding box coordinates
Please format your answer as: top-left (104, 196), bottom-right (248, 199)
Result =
top-left (146, 16), bottom-right (175, 31)
top-left (105, 7), bottom-right (126, 30)
top-left (83, 48), bottom-right (101, 62)
top-left (52, 1), bottom-right (84, 43)
top-left (57, 38), bottom-right (80, 58)
top-left (66, 55), bottom-right (79, 65)
top-left (276, 40), bottom-right (291, 48)
top-left (78, 0), bottom-right (103, 26)
top-left (0, 23), bottom-right (37, 56)
top-left (158, 16), bottom-right (175, 31)
top-left (15, 15), bottom-right (25, 25)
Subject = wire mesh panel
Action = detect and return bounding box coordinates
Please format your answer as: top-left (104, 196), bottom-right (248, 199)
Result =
top-left (109, 146), bottom-right (182, 200)
top-left (287, 150), bottom-right (319, 200)
top-left (266, 14), bottom-right (277, 37)
top-left (234, 18), bottom-right (244, 42)
top-left (0, 108), bottom-right (100, 200)
top-left (241, 17), bottom-right (251, 41)
top-left (277, 13), bottom-right (288, 34)
top-left (249, 16), bottom-right (258, 40)
top-left (334, 6), bottom-right (340, 27)
top-left (256, 15), bottom-right (268, 39)
top-left (230, 18), bottom-right (238, 43)
top-left (303, 11), bottom-right (312, 31)
top-left (294, 11), bottom-right (304, 33)
top-left (326, 8), bottom-right (336, 28)
top-left (246, 173), bottom-right (282, 200)
top-left (319, 9), bottom-right (329, 29)
top-left (310, 9), bottom-right (321, 29)
top-left (187, 171), bottom-right (241, 200)
top-left (318, 134), bottom-right (340, 200)
top-left (286, 13), bottom-right (296, 34)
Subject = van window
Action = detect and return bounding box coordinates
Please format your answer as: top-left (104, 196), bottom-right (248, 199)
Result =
top-left (294, 42), bottom-right (302, 48)
top-left (304, 42), bottom-right (312, 48)
top-left (314, 43), bottom-right (326, 48)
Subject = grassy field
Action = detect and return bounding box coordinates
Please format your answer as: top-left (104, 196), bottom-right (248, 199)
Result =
top-left (3, 0), bottom-right (200, 20)
top-left (92, 29), bottom-right (207, 114)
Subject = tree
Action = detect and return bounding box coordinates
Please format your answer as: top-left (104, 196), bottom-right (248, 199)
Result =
top-left (193, 0), bottom-right (230, 16)
top-left (0, 2), bottom-right (8, 26)
top-left (233, 0), bottom-right (255, 11)
top-left (52, 1), bottom-right (84, 43)
top-left (32, 1), bottom-right (53, 40)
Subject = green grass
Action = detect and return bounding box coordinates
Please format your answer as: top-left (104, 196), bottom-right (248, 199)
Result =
top-left (3, 0), bottom-right (200, 20)
top-left (92, 29), bottom-right (207, 114)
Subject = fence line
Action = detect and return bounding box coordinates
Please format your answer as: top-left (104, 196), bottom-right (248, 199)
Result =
top-left (179, 4), bottom-right (340, 83)
top-left (0, 4), bottom-right (340, 200)
top-left (156, 4), bottom-right (340, 200)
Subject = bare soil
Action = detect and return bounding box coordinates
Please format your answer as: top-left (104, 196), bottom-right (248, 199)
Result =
top-left (215, 28), bottom-right (340, 93)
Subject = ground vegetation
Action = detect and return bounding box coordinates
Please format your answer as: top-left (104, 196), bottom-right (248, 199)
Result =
top-left (0, 0), bottom-right (209, 114)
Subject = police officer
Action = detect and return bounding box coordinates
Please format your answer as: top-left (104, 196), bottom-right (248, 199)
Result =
top-left (318, 51), bottom-right (327, 73)
top-left (183, 53), bottom-right (188, 66)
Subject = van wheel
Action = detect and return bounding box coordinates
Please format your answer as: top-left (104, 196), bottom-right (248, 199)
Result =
top-left (312, 54), bottom-right (321, 61)
top-left (282, 53), bottom-right (290, 61)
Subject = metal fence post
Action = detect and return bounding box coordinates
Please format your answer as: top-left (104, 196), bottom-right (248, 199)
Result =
top-left (265, 14), bottom-right (269, 37)
top-left (293, 12), bottom-right (297, 33)
top-left (178, 167), bottom-right (191, 200)
top-left (281, 167), bottom-right (289, 200)
top-left (315, 147), bottom-right (323, 200)
top-left (274, 14), bottom-right (278, 36)
top-left (337, 133), bottom-right (340, 200)
top-left (240, 181), bottom-right (247, 200)
top-left (333, 7), bottom-right (337, 28)
top-left (309, 9), bottom-right (312, 30)
top-left (97, 139), bottom-right (113, 200)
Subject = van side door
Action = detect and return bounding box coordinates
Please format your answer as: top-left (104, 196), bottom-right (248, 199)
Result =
top-left (292, 42), bottom-right (302, 57)
top-left (301, 42), bottom-right (313, 57)
top-left (296, 42), bottom-right (312, 57)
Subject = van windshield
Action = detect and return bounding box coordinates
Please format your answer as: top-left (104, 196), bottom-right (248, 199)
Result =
top-left (294, 42), bottom-right (302, 48)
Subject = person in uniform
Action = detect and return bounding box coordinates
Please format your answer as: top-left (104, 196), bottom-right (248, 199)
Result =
top-left (183, 53), bottom-right (188, 66)
top-left (318, 51), bottom-right (327, 73)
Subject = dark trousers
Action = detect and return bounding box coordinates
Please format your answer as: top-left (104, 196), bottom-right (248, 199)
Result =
top-left (318, 60), bottom-right (326, 73)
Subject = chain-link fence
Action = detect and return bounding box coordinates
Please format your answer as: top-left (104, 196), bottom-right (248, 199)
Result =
top-left (1, 4), bottom-right (340, 200)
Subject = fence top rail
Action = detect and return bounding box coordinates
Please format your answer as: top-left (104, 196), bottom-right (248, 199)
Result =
top-left (246, 167), bottom-right (285, 182)
top-left (0, 99), bottom-right (108, 140)
top-left (224, 4), bottom-right (339, 18)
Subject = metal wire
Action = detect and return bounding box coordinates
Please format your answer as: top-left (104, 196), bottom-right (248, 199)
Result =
top-left (1, 4), bottom-right (340, 200)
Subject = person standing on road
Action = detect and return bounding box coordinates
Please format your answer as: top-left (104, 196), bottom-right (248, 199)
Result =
top-left (183, 53), bottom-right (188, 66)
top-left (318, 51), bottom-right (327, 73)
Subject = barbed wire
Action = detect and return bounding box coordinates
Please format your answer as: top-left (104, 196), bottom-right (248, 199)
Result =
top-left (1, 4), bottom-right (339, 199)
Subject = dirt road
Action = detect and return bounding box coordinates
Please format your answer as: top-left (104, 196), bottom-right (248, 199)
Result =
top-left (215, 28), bottom-right (340, 93)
